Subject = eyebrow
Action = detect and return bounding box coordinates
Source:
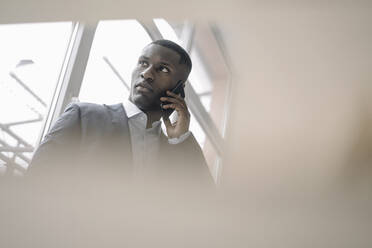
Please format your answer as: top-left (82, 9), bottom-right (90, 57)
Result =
top-left (139, 56), bottom-right (175, 68)
top-left (159, 61), bottom-right (174, 68)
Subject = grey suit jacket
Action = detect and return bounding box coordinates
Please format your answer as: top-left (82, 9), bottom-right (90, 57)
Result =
top-left (29, 102), bottom-right (212, 186)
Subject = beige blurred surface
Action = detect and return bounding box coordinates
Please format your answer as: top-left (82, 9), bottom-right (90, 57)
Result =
top-left (221, 2), bottom-right (372, 191)
top-left (1, 1), bottom-right (372, 247)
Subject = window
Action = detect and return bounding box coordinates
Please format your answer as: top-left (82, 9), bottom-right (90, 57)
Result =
top-left (0, 22), bottom-right (74, 175)
top-left (79, 20), bottom-right (152, 104)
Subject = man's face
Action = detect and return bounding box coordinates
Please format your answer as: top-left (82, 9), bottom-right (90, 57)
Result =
top-left (130, 44), bottom-right (188, 110)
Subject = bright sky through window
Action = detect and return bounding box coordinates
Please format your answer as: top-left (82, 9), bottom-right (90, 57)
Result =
top-left (79, 20), bottom-right (152, 104)
top-left (0, 22), bottom-right (73, 172)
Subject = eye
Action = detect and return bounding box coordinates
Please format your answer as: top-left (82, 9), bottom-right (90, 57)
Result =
top-left (159, 66), bottom-right (170, 73)
top-left (138, 60), bottom-right (148, 67)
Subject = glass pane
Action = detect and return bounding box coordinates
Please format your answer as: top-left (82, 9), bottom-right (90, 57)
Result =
top-left (0, 22), bottom-right (74, 175)
top-left (153, 18), bottom-right (180, 43)
top-left (189, 24), bottom-right (231, 138)
top-left (188, 50), bottom-right (214, 96)
top-left (79, 20), bottom-right (152, 104)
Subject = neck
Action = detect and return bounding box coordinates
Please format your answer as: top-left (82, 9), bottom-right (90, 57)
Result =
top-left (144, 109), bottom-right (162, 129)
top-left (128, 97), bottom-right (163, 128)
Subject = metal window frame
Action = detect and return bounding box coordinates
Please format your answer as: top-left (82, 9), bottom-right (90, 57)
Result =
top-left (37, 21), bottom-right (98, 145)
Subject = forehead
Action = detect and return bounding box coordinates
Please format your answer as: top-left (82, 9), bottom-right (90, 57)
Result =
top-left (140, 44), bottom-right (181, 66)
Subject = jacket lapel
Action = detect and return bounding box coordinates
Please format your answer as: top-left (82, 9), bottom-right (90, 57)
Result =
top-left (104, 103), bottom-right (133, 167)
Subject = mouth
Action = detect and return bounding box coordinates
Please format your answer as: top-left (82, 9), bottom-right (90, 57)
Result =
top-left (135, 82), bottom-right (153, 92)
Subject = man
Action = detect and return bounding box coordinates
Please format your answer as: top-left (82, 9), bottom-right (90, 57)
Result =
top-left (29, 39), bottom-right (212, 187)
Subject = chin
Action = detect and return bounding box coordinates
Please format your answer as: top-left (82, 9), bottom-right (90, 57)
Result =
top-left (132, 95), bottom-right (159, 111)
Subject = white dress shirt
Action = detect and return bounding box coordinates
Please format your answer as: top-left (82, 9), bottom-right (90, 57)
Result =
top-left (122, 100), bottom-right (191, 173)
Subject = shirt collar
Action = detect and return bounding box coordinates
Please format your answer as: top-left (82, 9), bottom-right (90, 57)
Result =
top-left (123, 99), bottom-right (143, 119)
top-left (122, 99), bottom-right (162, 129)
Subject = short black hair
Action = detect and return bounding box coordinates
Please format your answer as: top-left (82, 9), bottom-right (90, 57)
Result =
top-left (150, 39), bottom-right (192, 74)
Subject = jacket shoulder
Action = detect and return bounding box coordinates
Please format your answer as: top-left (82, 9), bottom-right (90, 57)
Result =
top-left (69, 102), bottom-right (125, 131)
top-left (70, 102), bottom-right (122, 118)
top-left (71, 102), bottom-right (106, 113)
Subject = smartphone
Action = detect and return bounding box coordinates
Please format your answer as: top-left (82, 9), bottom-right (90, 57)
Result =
top-left (160, 80), bottom-right (185, 116)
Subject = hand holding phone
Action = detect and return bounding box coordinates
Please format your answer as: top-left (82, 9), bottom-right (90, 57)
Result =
top-left (160, 81), bottom-right (190, 138)
top-left (160, 80), bottom-right (185, 117)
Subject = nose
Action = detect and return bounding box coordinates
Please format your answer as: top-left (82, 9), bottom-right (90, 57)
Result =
top-left (140, 65), bottom-right (154, 82)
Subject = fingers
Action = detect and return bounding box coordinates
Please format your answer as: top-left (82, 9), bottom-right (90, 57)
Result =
top-left (160, 91), bottom-right (188, 110)
top-left (161, 103), bottom-right (190, 118)
top-left (160, 97), bottom-right (187, 109)
top-left (163, 116), bottom-right (172, 128)
top-left (166, 90), bottom-right (183, 100)
top-left (161, 91), bottom-right (190, 138)
top-left (161, 103), bottom-right (185, 112)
